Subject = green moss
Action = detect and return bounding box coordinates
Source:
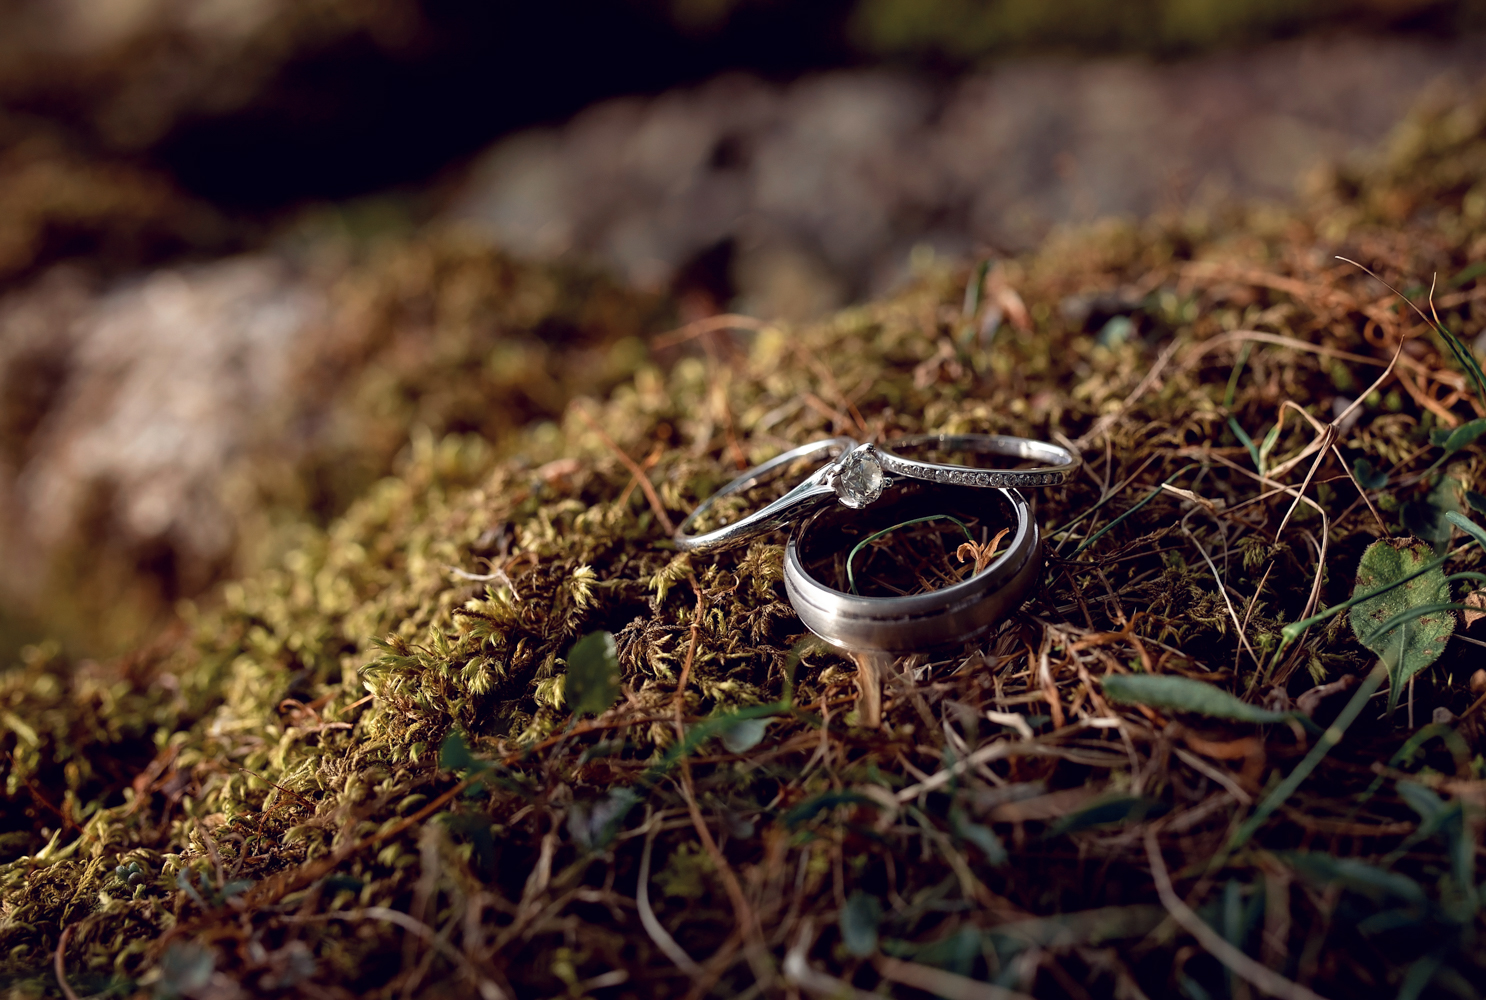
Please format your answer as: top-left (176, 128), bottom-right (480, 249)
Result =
top-left (5, 85), bottom-right (1486, 998)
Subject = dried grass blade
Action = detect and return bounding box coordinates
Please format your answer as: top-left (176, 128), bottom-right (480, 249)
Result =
top-left (637, 819), bottom-right (703, 977)
top-left (873, 955), bottom-right (1037, 1000)
top-left (1145, 828), bottom-right (1331, 1000)
top-left (575, 403), bottom-right (675, 534)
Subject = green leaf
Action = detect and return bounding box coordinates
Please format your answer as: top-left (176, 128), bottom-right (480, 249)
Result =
top-left (158, 943), bottom-right (216, 1000)
top-left (1396, 954), bottom-right (1445, 1000)
top-left (1401, 475), bottom-right (1462, 549)
top-left (1400, 501), bottom-right (1449, 547)
top-left (1097, 315), bottom-right (1134, 347)
top-left (567, 788), bottom-right (639, 852)
top-left (1256, 421), bottom-right (1282, 475)
top-left (176, 868), bottom-right (208, 910)
top-left (1046, 795), bottom-right (1166, 836)
top-left (439, 731), bottom-right (473, 771)
top-left (1228, 417), bottom-right (1261, 471)
top-left (1396, 781), bottom-right (1448, 825)
top-left (1432, 320), bottom-right (1486, 408)
top-left (719, 717), bottom-right (771, 753)
top-left (1440, 417), bottom-right (1486, 455)
top-left (1352, 457), bottom-right (1389, 491)
top-left (1349, 539), bottom-right (1455, 713)
top-left (1447, 510), bottom-right (1486, 548)
top-left (951, 806), bottom-right (1006, 866)
top-left (637, 701), bottom-right (791, 791)
top-left (839, 891), bottom-right (882, 958)
top-left (564, 631), bottom-right (621, 717)
top-left (1466, 492), bottom-right (1486, 516)
top-left (1100, 673), bottom-right (1289, 724)
top-left (1278, 852), bottom-right (1425, 904)
top-left (784, 791), bottom-right (877, 828)
top-left (218, 879), bottom-right (253, 901)
top-left (1448, 260), bottom-right (1486, 287)
top-left (321, 874), bottom-right (365, 895)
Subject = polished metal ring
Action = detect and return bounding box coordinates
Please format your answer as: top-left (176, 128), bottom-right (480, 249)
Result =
top-left (675, 437), bottom-right (897, 552)
top-left (784, 480), bottom-right (1041, 652)
top-left (876, 433), bottom-right (1078, 488)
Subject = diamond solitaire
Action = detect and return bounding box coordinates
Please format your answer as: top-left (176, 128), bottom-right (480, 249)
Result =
top-left (832, 447), bottom-right (884, 508)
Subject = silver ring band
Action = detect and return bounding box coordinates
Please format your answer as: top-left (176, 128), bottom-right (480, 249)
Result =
top-left (784, 481), bottom-right (1042, 652)
top-left (675, 437), bottom-right (862, 552)
top-left (876, 434), bottom-right (1078, 488)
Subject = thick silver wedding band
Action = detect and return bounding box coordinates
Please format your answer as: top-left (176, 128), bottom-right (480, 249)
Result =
top-left (784, 481), bottom-right (1042, 652)
top-left (675, 437), bottom-right (865, 552)
top-left (877, 433), bottom-right (1078, 488)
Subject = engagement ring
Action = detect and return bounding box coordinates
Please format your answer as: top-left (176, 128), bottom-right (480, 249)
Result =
top-left (674, 437), bottom-right (884, 552)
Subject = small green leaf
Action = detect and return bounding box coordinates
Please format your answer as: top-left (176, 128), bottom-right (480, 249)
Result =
top-left (839, 891), bottom-right (882, 958)
top-left (1448, 260), bottom-right (1486, 287)
top-left (719, 717), bottom-right (770, 753)
top-left (1097, 315), bottom-right (1134, 347)
top-left (951, 807), bottom-right (1006, 866)
top-left (1466, 492), bottom-right (1486, 516)
top-left (1228, 417), bottom-right (1261, 470)
top-left (1403, 475), bottom-right (1463, 550)
top-left (1046, 795), bottom-right (1166, 836)
top-left (1396, 955), bottom-right (1445, 1000)
top-left (1349, 539), bottom-right (1455, 713)
top-left (1396, 781), bottom-right (1448, 825)
top-left (218, 879), bottom-right (253, 901)
top-left (784, 791), bottom-right (876, 828)
top-left (321, 875), bottom-right (365, 895)
top-left (439, 731), bottom-right (473, 771)
top-left (1352, 457), bottom-right (1389, 491)
top-left (567, 788), bottom-right (638, 852)
top-left (158, 943), bottom-right (216, 999)
top-left (1257, 421), bottom-right (1282, 474)
top-left (1101, 674), bottom-right (1289, 724)
top-left (1441, 417), bottom-right (1486, 455)
top-left (1448, 510), bottom-right (1486, 548)
top-left (1278, 852), bottom-right (1426, 904)
top-left (1400, 500), bottom-right (1449, 546)
top-left (176, 868), bottom-right (208, 910)
top-left (564, 631), bottom-right (621, 717)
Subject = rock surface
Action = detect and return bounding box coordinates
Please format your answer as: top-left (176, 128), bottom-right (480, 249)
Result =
top-left (449, 34), bottom-right (1486, 318)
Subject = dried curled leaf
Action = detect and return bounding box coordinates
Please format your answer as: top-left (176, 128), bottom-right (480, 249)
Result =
top-left (1349, 538), bottom-right (1454, 712)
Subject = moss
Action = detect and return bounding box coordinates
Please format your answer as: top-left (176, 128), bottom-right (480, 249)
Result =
top-left (5, 86), bottom-right (1486, 998)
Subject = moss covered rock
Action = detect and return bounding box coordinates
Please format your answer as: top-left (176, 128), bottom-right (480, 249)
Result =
top-left (5, 85), bottom-right (1486, 999)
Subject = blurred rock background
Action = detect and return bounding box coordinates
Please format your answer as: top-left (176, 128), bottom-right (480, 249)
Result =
top-left (2, 0), bottom-right (1485, 660)
top-left (450, 35), bottom-right (1486, 316)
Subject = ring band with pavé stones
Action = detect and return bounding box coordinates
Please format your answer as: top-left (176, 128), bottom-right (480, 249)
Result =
top-left (875, 433), bottom-right (1078, 488)
top-left (674, 437), bottom-right (895, 552)
top-left (783, 480), bottom-right (1041, 652)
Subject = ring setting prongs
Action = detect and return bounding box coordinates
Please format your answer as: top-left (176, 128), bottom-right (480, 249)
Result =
top-left (825, 443), bottom-right (886, 509)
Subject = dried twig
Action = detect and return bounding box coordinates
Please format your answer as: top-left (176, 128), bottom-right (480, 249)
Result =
top-left (574, 402), bottom-right (676, 534)
top-left (54, 924), bottom-right (80, 1000)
